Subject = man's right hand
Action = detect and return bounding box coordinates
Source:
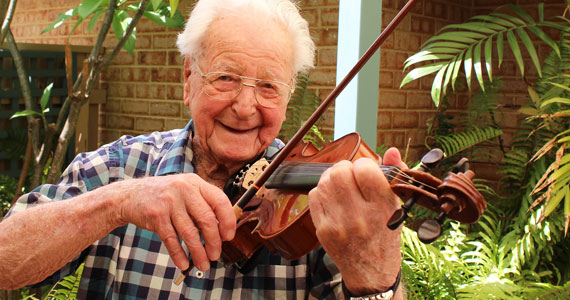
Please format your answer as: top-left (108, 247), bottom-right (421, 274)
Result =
top-left (115, 173), bottom-right (236, 272)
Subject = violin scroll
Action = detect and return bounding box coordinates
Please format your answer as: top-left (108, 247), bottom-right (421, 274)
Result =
top-left (387, 148), bottom-right (445, 230)
top-left (388, 151), bottom-right (486, 244)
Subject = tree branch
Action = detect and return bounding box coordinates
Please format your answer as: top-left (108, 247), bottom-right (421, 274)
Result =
top-left (0, 0), bottom-right (16, 47)
top-left (12, 128), bottom-right (32, 204)
top-left (47, 0), bottom-right (150, 183)
top-left (5, 30), bottom-right (38, 152)
top-left (85, 0), bottom-right (117, 83)
top-left (101, 0), bottom-right (149, 67)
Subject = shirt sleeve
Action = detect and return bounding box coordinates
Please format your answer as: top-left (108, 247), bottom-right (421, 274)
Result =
top-left (4, 140), bottom-right (124, 287)
top-left (307, 247), bottom-right (344, 299)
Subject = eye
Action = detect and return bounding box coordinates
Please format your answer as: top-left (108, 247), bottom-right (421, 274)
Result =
top-left (217, 75), bottom-right (235, 82)
top-left (258, 81), bottom-right (278, 91)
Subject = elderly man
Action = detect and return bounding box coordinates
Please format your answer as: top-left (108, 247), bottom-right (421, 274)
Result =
top-left (0, 0), bottom-right (404, 299)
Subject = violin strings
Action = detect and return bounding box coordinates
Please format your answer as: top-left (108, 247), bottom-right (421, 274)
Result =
top-left (262, 161), bottom-right (438, 191)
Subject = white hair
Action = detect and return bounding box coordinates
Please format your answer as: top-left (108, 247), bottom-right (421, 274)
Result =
top-left (176, 0), bottom-right (315, 75)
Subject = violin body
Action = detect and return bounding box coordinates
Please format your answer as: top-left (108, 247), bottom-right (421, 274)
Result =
top-left (221, 133), bottom-right (377, 264)
top-left (221, 132), bottom-right (486, 266)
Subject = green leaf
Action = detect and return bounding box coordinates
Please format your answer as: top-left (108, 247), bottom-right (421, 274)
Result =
top-left (490, 12), bottom-right (526, 26)
top-left (141, 1), bottom-right (185, 29)
top-left (431, 64), bottom-right (449, 107)
top-left (451, 51), bottom-right (464, 91)
top-left (464, 45), bottom-right (473, 91)
top-left (10, 110), bottom-right (40, 119)
top-left (78, 0), bottom-right (104, 19)
top-left (404, 52), bottom-right (455, 70)
top-left (423, 41), bottom-right (468, 50)
top-left (88, 9), bottom-right (104, 33)
top-left (528, 86), bottom-right (540, 107)
top-left (169, 0), bottom-right (179, 17)
top-left (442, 56), bottom-right (456, 95)
top-left (544, 185), bottom-right (568, 218)
top-left (441, 22), bottom-right (502, 34)
top-left (517, 28), bottom-right (541, 78)
top-left (497, 31), bottom-right (504, 68)
top-left (473, 42), bottom-right (485, 93)
top-left (541, 97), bottom-right (570, 108)
top-left (484, 37), bottom-right (493, 82)
top-left (538, 3), bottom-right (544, 22)
top-left (527, 26), bottom-right (560, 58)
top-left (400, 62), bottom-right (447, 88)
top-left (471, 15), bottom-right (516, 28)
top-left (505, 4), bottom-right (535, 24)
top-left (42, 8), bottom-right (78, 33)
top-left (424, 32), bottom-right (485, 45)
top-left (113, 10), bottom-right (136, 55)
top-left (112, 11), bottom-right (125, 43)
top-left (506, 29), bottom-right (524, 77)
top-left (151, 0), bottom-right (162, 11)
top-left (518, 106), bottom-right (539, 116)
top-left (40, 83), bottom-right (54, 111)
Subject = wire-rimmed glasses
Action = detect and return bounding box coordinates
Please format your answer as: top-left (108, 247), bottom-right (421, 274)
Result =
top-left (195, 60), bottom-right (294, 108)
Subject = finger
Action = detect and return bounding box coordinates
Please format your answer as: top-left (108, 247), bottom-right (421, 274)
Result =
top-left (353, 158), bottom-right (400, 209)
top-left (170, 210), bottom-right (210, 271)
top-left (155, 219), bottom-right (190, 271)
top-left (181, 196), bottom-right (221, 264)
top-left (199, 183), bottom-right (236, 241)
top-left (383, 147), bottom-right (407, 169)
top-left (308, 187), bottom-right (325, 229)
top-left (326, 160), bottom-right (361, 203)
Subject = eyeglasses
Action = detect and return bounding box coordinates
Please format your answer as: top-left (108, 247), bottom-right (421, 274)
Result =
top-left (195, 60), bottom-right (294, 108)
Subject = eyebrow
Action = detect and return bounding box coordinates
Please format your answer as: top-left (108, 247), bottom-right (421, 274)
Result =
top-left (210, 61), bottom-right (287, 82)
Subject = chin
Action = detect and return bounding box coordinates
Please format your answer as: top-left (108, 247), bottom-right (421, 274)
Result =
top-left (216, 147), bottom-right (260, 165)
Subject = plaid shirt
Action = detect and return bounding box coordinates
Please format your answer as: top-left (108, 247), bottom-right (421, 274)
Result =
top-left (6, 121), bottom-right (343, 299)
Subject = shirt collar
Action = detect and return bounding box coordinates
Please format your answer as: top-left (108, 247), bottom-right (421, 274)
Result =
top-left (155, 120), bottom-right (195, 176)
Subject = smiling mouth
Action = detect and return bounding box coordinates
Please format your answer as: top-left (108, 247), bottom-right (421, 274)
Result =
top-left (220, 123), bottom-right (256, 134)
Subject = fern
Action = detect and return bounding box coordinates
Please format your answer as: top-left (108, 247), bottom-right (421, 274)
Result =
top-left (435, 126), bottom-right (503, 157)
top-left (42, 263), bottom-right (84, 300)
top-left (279, 73), bottom-right (330, 146)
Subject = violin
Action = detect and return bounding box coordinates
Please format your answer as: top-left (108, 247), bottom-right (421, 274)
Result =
top-left (175, 0), bottom-right (486, 284)
top-left (219, 132), bottom-right (486, 268)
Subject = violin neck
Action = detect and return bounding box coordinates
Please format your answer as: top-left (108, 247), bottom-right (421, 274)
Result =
top-left (264, 161), bottom-right (400, 191)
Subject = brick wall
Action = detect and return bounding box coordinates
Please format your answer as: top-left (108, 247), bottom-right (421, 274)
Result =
top-left (8, 0), bottom-right (568, 178)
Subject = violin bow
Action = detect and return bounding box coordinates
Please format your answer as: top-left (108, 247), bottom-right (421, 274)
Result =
top-left (233, 0), bottom-right (419, 216)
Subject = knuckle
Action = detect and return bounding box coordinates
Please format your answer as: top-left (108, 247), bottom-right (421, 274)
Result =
top-left (179, 226), bottom-right (199, 242)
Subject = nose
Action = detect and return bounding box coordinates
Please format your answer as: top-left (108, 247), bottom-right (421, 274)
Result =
top-left (231, 82), bottom-right (258, 119)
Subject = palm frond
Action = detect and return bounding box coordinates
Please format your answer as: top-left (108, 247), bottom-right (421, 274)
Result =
top-left (401, 3), bottom-right (569, 105)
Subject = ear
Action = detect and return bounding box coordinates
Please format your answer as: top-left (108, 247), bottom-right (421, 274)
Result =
top-left (183, 56), bottom-right (192, 107)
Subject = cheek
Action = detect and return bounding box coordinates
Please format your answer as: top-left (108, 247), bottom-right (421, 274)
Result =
top-left (260, 109), bottom-right (286, 142)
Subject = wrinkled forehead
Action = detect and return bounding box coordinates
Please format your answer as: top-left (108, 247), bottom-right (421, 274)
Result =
top-left (198, 13), bottom-right (295, 78)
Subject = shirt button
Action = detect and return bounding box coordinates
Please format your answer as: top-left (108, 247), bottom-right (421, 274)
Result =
top-left (195, 270), bottom-right (204, 278)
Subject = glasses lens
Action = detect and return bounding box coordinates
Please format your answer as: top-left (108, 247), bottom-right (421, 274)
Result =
top-left (203, 72), bottom-right (241, 100)
top-left (255, 81), bottom-right (290, 107)
top-left (201, 71), bottom-right (291, 108)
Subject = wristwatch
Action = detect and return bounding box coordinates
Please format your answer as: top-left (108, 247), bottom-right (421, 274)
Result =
top-left (341, 269), bottom-right (401, 300)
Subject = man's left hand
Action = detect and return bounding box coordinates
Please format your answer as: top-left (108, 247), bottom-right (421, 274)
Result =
top-left (308, 147), bottom-right (405, 295)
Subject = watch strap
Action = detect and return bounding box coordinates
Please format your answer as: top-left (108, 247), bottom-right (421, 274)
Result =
top-left (341, 269), bottom-right (401, 300)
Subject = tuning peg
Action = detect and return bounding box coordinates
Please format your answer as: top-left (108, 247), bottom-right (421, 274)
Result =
top-left (387, 207), bottom-right (408, 230)
top-left (453, 157), bottom-right (470, 173)
top-left (418, 148), bottom-right (444, 172)
top-left (417, 211), bottom-right (447, 244)
top-left (387, 196), bottom-right (417, 230)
